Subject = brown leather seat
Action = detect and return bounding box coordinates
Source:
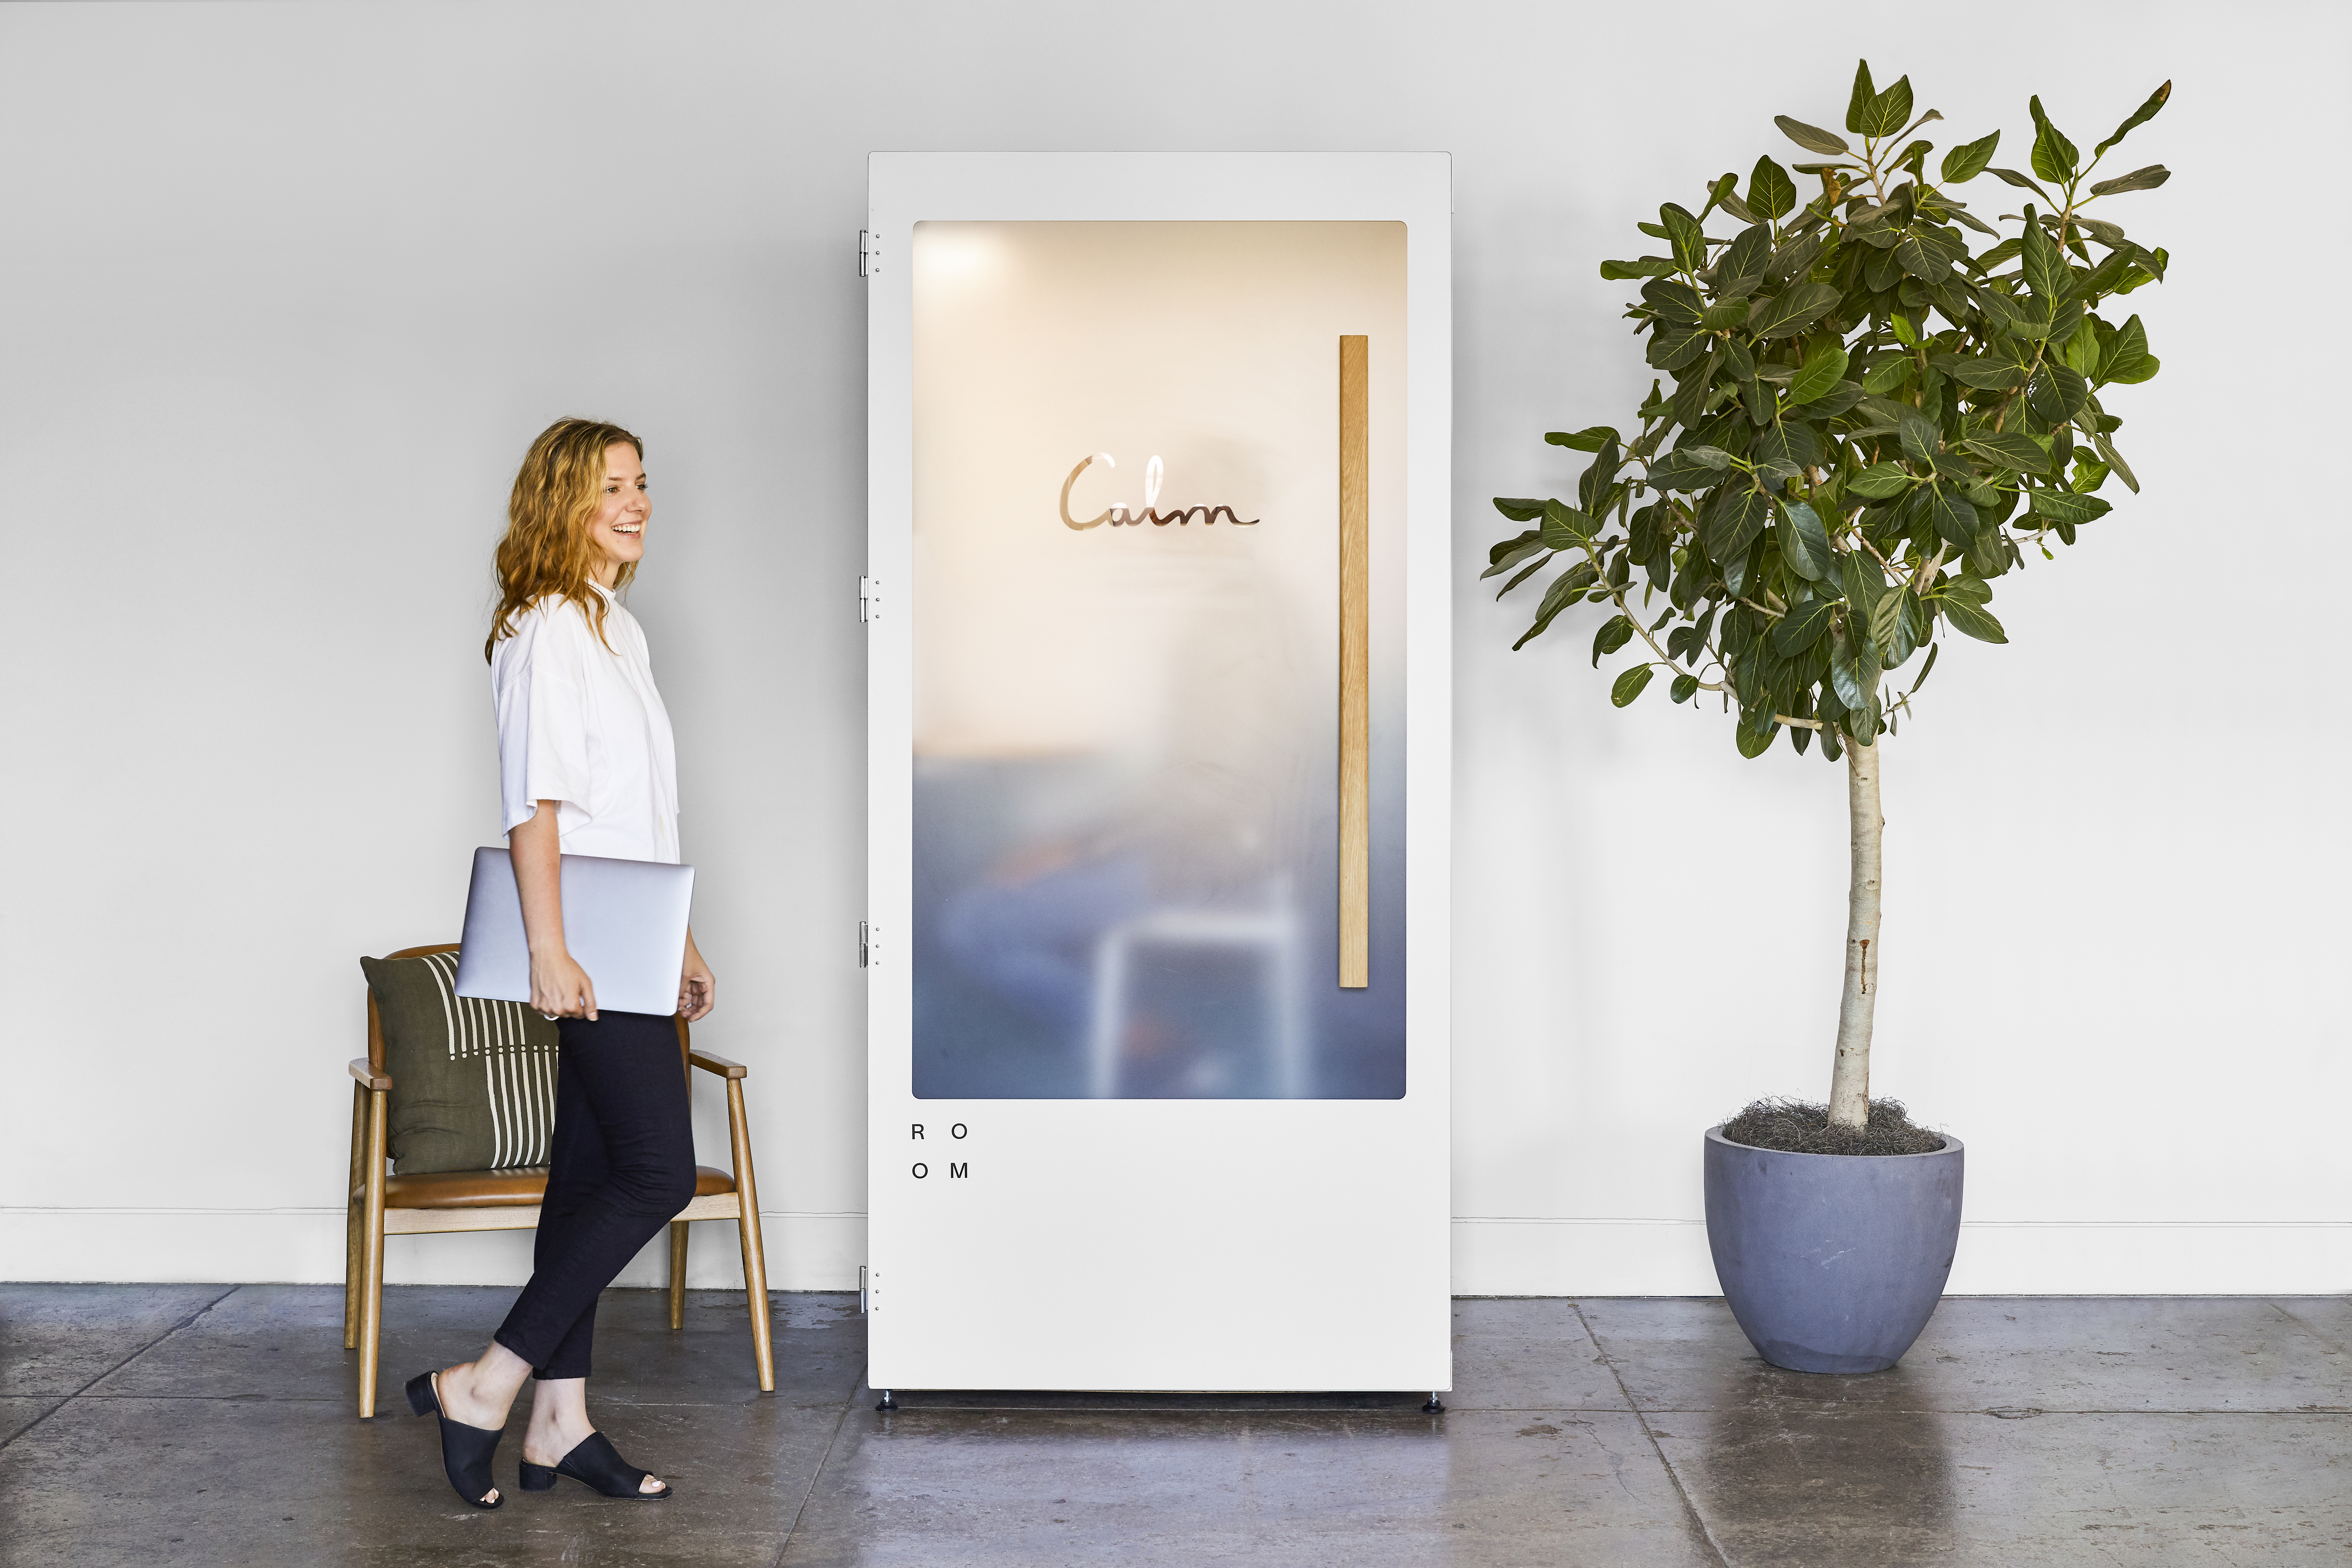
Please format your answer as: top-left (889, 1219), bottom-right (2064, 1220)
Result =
top-left (373, 1164), bottom-right (737, 1210)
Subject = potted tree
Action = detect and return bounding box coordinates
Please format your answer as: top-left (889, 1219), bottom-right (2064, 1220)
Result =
top-left (1492, 62), bottom-right (2170, 1373)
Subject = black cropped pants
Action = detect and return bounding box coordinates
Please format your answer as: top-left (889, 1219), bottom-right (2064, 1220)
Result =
top-left (492, 1009), bottom-right (696, 1381)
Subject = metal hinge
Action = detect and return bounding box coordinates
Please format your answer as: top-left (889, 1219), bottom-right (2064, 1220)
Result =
top-left (858, 920), bottom-right (870, 968)
top-left (858, 229), bottom-right (880, 278)
top-left (859, 1265), bottom-right (871, 1314)
top-left (859, 575), bottom-right (882, 622)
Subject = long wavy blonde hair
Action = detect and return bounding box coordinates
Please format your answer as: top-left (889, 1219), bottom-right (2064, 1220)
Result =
top-left (486, 418), bottom-right (644, 660)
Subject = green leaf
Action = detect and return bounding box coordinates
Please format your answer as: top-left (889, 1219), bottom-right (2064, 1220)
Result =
top-left (1779, 500), bottom-right (1834, 581)
top-left (2089, 164), bottom-right (2170, 197)
top-left (2026, 488), bottom-right (2112, 526)
top-left (1847, 463), bottom-right (1914, 500)
top-left (1659, 203), bottom-right (1706, 271)
top-left (2021, 212), bottom-right (2070, 304)
top-left (1771, 596), bottom-right (1837, 653)
top-left (2094, 80), bottom-right (2172, 157)
top-left (1647, 451), bottom-right (1719, 491)
top-left (2096, 314), bottom-right (2151, 385)
top-left (1868, 587), bottom-right (1905, 651)
top-left (1735, 721), bottom-right (1780, 758)
top-left (1942, 598), bottom-right (2007, 643)
top-left (1775, 115), bottom-right (1851, 156)
top-left (1844, 59), bottom-right (1877, 135)
top-left (1640, 278), bottom-right (1706, 326)
top-left (1840, 552), bottom-right (1886, 616)
top-left (1480, 534), bottom-right (1547, 578)
top-left (1705, 485), bottom-right (1772, 565)
top-left (1829, 631), bottom-right (1882, 709)
top-left (1542, 498), bottom-right (1598, 549)
top-left (1493, 555), bottom-right (1552, 597)
top-left (1859, 75), bottom-right (1914, 139)
top-left (1700, 172), bottom-right (1740, 221)
top-left (1748, 156), bottom-right (1797, 220)
top-left (1611, 664), bottom-right (1656, 707)
top-left (2093, 429), bottom-right (2140, 493)
top-left (1754, 422), bottom-right (1821, 476)
top-left (1600, 257), bottom-right (1678, 281)
top-left (1591, 614), bottom-right (1635, 667)
top-left (1546, 426), bottom-right (1620, 452)
top-left (1861, 356), bottom-right (1915, 395)
top-left (1964, 432), bottom-right (2054, 473)
top-left (1989, 167), bottom-right (2055, 203)
top-left (2028, 95), bottom-right (2078, 183)
top-left (1926, 485), bottom-right (1979, 549)
top-left (1932, 353), bottom-right (2028, 390)
top-left (1789, 341), bottom-right (1850, 403)
top-left (1939, 130), bottom-right (2000, 184)
top-left (1648, 323), bottom-right (1714, 371)
top-left (1899, 413), bottom-right (1941, 463)
top-left (1493, 497), bottom-right (1546, 523)
top-left (1669, 673), bottom-right (1699, 704)
top-left (1718, 223), bottom-right (1773, 287)
top-left (1747, 281), bottom-right (1841, 339)
top-left (2026, 363), bottom-right (2090, 423)
top-left (1910, 640), bottom-right (1939, 691)
top-left (1512, 566), bottom-right (1588, 650)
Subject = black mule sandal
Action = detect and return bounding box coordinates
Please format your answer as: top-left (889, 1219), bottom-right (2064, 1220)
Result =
top-left (405, 1370), bottom-right (504, 1509)
top-left (519, 1431), bottom-right (671, 1499)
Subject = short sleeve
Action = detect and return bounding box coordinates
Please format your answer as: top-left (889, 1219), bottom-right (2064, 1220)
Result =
top-left (492, 601), bottom-right (594, 835)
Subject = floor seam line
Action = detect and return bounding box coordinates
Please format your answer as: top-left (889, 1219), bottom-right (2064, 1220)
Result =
top-left (1573, 1300), bottom-right (1734, 1568)
top-left (770, 1371), bottom-right (860, 1567)
top-left (0, 1285), bottom-right (240, 1457)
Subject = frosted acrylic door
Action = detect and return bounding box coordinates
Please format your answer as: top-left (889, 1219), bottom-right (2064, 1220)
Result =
top-left (867, 155), bottom-right (1450, 1392)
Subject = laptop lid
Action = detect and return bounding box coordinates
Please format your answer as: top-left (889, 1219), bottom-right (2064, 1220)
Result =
top-left (453, 847), bottom-right (695, 1019)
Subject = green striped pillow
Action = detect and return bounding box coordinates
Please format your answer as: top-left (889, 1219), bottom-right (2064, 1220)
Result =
top-left (359, 949), bottom-right (560, 1175)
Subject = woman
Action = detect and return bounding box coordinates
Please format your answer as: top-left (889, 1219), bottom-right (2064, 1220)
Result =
top-left (408, 418), bottom-right (715, 1508)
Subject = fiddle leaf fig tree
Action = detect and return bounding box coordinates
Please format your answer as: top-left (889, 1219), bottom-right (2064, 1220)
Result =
top-left (1493, 63), bottom-right (2170, 1129)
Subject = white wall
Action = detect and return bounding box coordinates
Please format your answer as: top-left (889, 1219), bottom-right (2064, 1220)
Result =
top-left (2, 0), bottom-right (2342, 1296)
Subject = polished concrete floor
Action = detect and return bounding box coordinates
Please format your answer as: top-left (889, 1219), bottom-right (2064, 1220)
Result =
top-left (0, 1286), bottom-right (2344, 1566)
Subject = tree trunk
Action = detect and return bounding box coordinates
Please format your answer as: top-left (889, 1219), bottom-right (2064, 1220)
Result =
top-left (1828, 733), bottom-right (1883, 1128)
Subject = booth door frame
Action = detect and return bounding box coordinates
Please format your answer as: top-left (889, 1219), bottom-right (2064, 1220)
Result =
top-left (865, 152), bottom-right (1452, 1393)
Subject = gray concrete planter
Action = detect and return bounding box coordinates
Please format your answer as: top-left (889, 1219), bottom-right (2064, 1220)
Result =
top-left (1702, 1126), bottom-right (1965, 1374)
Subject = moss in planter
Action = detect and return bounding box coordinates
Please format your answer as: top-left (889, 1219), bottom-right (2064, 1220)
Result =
top-left (1720, 1097), bottom-right (1946, 1156)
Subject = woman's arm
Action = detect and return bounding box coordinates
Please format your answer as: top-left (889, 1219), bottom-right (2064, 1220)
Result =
top-left (679, 927), bottom-right (715, 1021)
top-left (512, 799), bottom-right (597, 1019)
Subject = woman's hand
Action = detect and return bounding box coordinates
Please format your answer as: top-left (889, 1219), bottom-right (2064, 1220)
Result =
top-left (511, 799), bottom-right (595, 1019)
top-left (531, 948), bottom-right (599, 1021)
top-left (679, 928), bottom-right (715, 1021)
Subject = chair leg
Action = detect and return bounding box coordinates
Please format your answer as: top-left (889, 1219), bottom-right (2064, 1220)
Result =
top-left (358, 1089), bottom-right (388, 1419)
top-left (668, 1221), bottom-right (689, 1330)
top-left (344, 1083), bottom-right (367, 1350)
top-left (726, 1079), bottom-right (775, 1392)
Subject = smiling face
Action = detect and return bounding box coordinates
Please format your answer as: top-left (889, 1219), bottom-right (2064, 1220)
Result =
top-left (584, 442), bottom-right (650, 585)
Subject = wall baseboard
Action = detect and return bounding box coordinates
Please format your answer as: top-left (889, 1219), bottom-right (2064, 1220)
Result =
top-left (0, 1209), bottom-right (867, 1292)
top-left (1452, 1217), bottom-right (2352, 1296)
top-left (7, 1211), bottom-right (2345, 1295)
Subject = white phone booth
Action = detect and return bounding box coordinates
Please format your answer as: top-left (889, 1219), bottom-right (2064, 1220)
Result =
top-left (865, 153), bottom-right (1451, 1394)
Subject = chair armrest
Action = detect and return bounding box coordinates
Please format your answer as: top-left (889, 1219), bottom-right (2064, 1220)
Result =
top-left (689, 1050), bottom-right (746, 1080)
top-left (348, 1057), bottom-right (392, 1092)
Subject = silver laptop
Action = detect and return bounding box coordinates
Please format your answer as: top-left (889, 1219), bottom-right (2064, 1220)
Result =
top-left (453, 847), bottom-right (696, 1018)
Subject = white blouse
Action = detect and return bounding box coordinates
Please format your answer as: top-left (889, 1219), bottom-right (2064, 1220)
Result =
top-left (491, 582), bottom-right (680, 864)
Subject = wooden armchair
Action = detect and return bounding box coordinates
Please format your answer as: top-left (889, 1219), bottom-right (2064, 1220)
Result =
top-left (343, 943), bottom-right (773, 1418)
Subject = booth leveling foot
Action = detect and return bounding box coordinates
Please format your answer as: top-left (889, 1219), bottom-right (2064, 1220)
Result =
top-left (875, 1390), bottom-right (897, 1413)
top-left (1422, 1393), bottom-right (1445, 1414)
